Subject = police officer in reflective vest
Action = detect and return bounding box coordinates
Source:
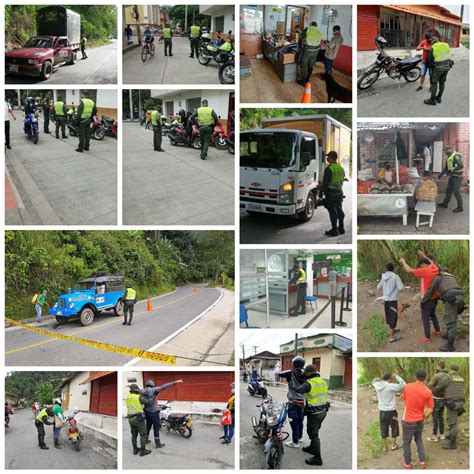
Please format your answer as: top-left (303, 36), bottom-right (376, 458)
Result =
top-left (42, 95), bottom-right (51, 134)
top-left (443, 365), bottom-right (465, 450)
top-left (151, 106), bottom-right (165, 152)
top-left (191, 99), bottom-right (218, 160)
top-left (290, 364), bottom-right (329, 466)
top-left (290, 263), bottom-right (307, 315)
top-left (438, 144), bottom-right (464, 213)
top-left (163, 24), bottom-right (173, 57)
top-left (189, 23), bottom-right (201, 58)
top-left (320, 151), bottom-right (345, 237)
top-left (298, 21), bottom-right (323, 87)
top-left (424, 35), bottom-right (452, 106)
top-left (54, 99), bottom-right (68, 139)
top-left (35, 405), bottom-right (54, 450)
top-left (126, 384), bottom-right (152, 457)
top-left (123, 286), bottom-right (137, 326)
top-left (75, 93), bottom-right (97, 153)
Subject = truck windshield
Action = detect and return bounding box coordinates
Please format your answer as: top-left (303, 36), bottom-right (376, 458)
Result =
top-left (24, 37), bottom-right (53, 49)
top-left (240, 132), bottom-right (298, 169)
top-left (75, 281), bottom-right (95, 291)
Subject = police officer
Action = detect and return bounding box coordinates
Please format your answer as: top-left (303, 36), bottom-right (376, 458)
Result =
top-left (320, 151), bottom-right (345, 237)
top-left (189, 23), bottom-right (201, 58)
top-left (290, 263), bottom-right (307, 315)
top-left (80, 35), bottom-right (88, 59)
top-left (75, 93), bottom-right (97, 153)
top-left (123, 286), bottom-right (137, 326)
top-left (42, 95), bottom-right (51, 134)
top-left (438, 144), bottom-right (464, 213)
top-left (126, 384), bottom-right (152, 457)
top-left (290, 364), bottom-right (329, 466)
top-left (424, 34), bottom-right (452, 106)
top-left (443, 365), bottom-right (465, 450)
top-left (163, 24), bottom-right (173, 56)
top-left (151, 106), bottom-right (165, 152)
top-left (191, 99), bottom-right (218, 160)
top-left (54, 99), bottom-right (68, 139)
top-left (297, 21), bottom-right (323, 87)
top-left (35, 405), bottom-right (54, 450)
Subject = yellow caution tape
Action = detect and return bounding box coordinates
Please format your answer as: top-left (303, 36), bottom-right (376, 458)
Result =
top-left (5, 318), bottom-right (176, 365)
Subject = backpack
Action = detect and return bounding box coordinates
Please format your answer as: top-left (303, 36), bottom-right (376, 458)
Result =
top-left (31, 293), bottom-right (39, 304)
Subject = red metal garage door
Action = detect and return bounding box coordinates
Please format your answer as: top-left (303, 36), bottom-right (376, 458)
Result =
top-left (89, 373), bottom-right (117, 416)
top-left (358, 5), bottom-right (380, 51)
top-left (281, 355), bottom-right (294, 372)
top-left (344, 358), bottom-right (352, 388)
top-left (143, 372), bottom-right (235, 402)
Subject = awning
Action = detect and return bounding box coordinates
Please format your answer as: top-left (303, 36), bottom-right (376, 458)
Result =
top-left (384, 5), bottom-right (462, 26)
top-left (80, 371), bottom-right (114, 385)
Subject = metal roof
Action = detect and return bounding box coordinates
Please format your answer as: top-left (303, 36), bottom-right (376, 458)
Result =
top-left (262, 114), bottom-right (351, 132)
top-left (384, 5), bottom-right (462, 26)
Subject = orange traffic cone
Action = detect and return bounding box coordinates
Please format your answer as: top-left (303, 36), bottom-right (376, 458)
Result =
top-left (301, 82), bottom-right (312, 103)
top-left (146, 298), bottom-right (153, 312)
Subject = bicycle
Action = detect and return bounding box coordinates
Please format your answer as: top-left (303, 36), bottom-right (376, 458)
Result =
top-left (141, 39), bottom-right (155, 63)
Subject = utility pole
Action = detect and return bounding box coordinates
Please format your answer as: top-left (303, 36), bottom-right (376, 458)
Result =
top-left (460, 5), bottom-right (464, 23)
top-left (184, 4), bottom-right (188, 33)
top-left (252, 346), bottom-right (258, 356)
top-left (129, 89), bottom-right (133, 121)
top-left (294, 332), bottom-right (299, 355)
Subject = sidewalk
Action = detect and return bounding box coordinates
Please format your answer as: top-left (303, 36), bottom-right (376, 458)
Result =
top-left (132, 288), bottom-right (235, 366)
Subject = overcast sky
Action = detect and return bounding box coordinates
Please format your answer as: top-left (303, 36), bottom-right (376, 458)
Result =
top-left (442, 4), bottom-right (470, 23)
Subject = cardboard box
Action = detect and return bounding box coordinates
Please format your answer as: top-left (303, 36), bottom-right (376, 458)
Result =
top-left (279, 52), bottom-right (296, 64)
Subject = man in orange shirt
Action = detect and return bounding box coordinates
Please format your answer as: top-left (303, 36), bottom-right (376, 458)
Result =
top-left (401, 369), bottom-right (434, 469)
top-left (399, 253), bottom-right (441, 343)
top-left (415, 32), bottom-right (432, 91)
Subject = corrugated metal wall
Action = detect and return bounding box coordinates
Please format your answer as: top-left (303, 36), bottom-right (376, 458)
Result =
top-left (357, 5), bottom-right (380, 51)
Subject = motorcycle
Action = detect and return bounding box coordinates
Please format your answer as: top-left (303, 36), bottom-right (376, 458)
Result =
top-left (212, 121), bottom-right (228, 150)
top-left (101, 116), bottom-right (118, 139)
top-left (225, 131), bottom-right (234, 155)
top-left (66, 114), bottom-right (105, 140)
top-left (159, 401), bottom-right (193, 438)
top-left (24, 113), bottom-right (39, 144)
top-left (248, 379), bottom-right (268, 398)
top-left (358, 36), bottom-right (422, 90)
top-left (161, 119), bottom-right (179, 136)
top-left (198, 35), bottom-right (234, 66)
top-left (66, 411), bottom-right (84, 451)
top-left (168, 123), bottom-right (201, 149)
top-left (242, 371), bottom-right (249, 382)
top-left (218, 53), bottom-right (235, 85)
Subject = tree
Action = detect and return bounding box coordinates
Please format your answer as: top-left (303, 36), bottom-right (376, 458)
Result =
top-left (35, 382), bottom-right (56, 404)
top-left (168, 6), bottom-right (210, 29)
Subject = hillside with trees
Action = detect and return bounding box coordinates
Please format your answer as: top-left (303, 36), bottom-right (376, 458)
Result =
top-left (6, 372), bottom-right (71, 403)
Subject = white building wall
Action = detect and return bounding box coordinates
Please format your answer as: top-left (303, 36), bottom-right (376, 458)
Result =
top-left (308, 5), bottom-right (353, 47)
top-left (97, 90), bottom-right (117, 108)
top-left (61, 372), bottom-right (91, 412)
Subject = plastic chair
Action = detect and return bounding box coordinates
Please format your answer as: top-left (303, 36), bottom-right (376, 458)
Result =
top-left (305, 296), bottom-right (318, 313)
top-left (240, 304), bottom-right (260, 328)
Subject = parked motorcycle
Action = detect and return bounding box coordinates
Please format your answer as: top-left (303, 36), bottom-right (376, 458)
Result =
top-left (101, 116), bottom-right (118, 139)
top-left (66, 410), bottom-right (84, 452)
top-left (168, 123), bottom-right (201, 149)
top-left (198, 34), bottom-right (234, 66)
top-left (358, 36), bottom-right (422, 90)
top-left (66, 115), bottom-right (105, 140)
top-left (218, 53), bottom-right (235, 84)
top-left (225, 131), bottom-right (234, 155)
top-left (212, 121), bottom-right (228, 150)
top-left (161, 119), bottom-right (179, 136)
top-left (159, 401), bottom-right (193, 438)
top-left (24, 113), bottom-right (39, 144)
top-left (242, 371), bottom-right (248, 382)
top-left (248, 379), bottom-right (268, 398)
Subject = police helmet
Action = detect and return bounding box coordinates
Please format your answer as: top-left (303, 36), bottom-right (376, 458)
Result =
top-left (145, 379), bottom-right (155, 387)
top-left (292, 355), bottom-right (305, 368)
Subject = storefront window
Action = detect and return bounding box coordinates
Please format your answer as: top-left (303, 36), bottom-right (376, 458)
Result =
top-left (240, 6), bottom-right (264, 34)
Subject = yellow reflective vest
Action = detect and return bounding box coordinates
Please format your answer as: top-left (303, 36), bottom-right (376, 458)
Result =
top-left (446, 151), bottom-right (463, 176)
top-left (151, 110), bottom-right (162, 126)
top-left (328, 162), bottom-right (345, 194)
top-left (125, 287), bottom-right (137, 300)
top-left (190, 25), bottom-right (200, 38)
top-left (126, 393), bottom-right (144, 415)
top-left (297, 268), bottom-right (307, 285)
top-left (163, 28), bottom-right (172, 39)
top-left (80, 98), bottom-right (95, 119)
top-left (196, 106), bottom-right (214, 126)
top-left (432, 41), bottom-right (451, 63)
top-left (304, 26), bottom-right (323, 48)
top-left (306, 376), bottom-right (329, 407)
top-left (36, 407), bottom-right (50, 423)
top-left (54, 101), bottom-right (65, 116)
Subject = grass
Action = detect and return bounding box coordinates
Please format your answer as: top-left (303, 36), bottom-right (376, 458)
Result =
top-left (360, 420), bottom-right (384, 462)
top-left (360, 313), bottom-right (389, 351)
top-left (461, 38), bottom-right (470, 49)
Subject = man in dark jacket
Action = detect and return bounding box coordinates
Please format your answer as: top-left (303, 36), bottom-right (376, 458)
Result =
top-left (427, 361), bottom-right (450, 441)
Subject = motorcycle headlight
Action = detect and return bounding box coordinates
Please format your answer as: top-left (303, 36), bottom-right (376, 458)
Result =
top-left (32, 118), bottom-right (38, 123)
top-left (28, 59), bottom-right (39, 65)
top-left (266, 415), bottom-right (279, 426)
top-left (278, 181), bottom-right (294, 204)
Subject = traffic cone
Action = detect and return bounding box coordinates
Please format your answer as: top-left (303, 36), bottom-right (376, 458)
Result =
top-left (146, 298), bottom-right (153, 312)
top-left (301, 82), bottom-right (312, 103)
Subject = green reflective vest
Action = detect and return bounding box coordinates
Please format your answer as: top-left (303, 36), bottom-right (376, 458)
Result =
top-left (163, 28), bottom-right (172, 39)
top-left (80, 98), bottom-right (95, 119)
top-left (196, 106), bottom-right (214, 126)
top-left (81, 37), bottom-right (87, 45)
top-left (306, 376), bottom-right (329, 407)
top-left (446, 151), bottom-right (463, 176)
top-left (190, 25), bottom-right (200, 38)
top-left (54, 101), bottom-right (65, 116)
top-left (432, 41), bottom-right (451, 63)
top-left (125, 287), bottom-right (137, 300)
top-left (304, 26), bottom-right (323, 47)
top-left (297, 268), bottom-right (307, 285)
top-left (151, 110), bottom-right (162, 126)
top-left (328, 162), bottom-right (344, 193)
top-left (126, 393), bottom-right (144, 415)
top-left (36, 407), bottom-right (50, 422)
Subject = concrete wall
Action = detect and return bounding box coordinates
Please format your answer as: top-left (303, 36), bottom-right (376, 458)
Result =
top-left (200, 6), bottom-right (235, 33)
top-left (61, 372), bottom-right (91, 412)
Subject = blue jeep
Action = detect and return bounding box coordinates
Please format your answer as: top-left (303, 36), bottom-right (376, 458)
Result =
top-left (49, 275), bottom-right (125, 326)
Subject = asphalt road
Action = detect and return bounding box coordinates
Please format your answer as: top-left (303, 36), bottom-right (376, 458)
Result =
top-left (240, 179), bottom-right (352, 244)
top-left (5, 115), bottom-right (117, 225)
top-left (123, 123), bottom-right (234, 225)
top-left (5, 40), bottom-right (118, 85)
top-left (357, 60), bottom-right (469, 118)
top-left (122, 420), bottom-right (234, 469)
top-left (240, 384), bottom-right (352, 470)
top-left (5, 286), bottom-right (221, 366)
top-left (5, 409), bottom-right (117, 469)
top-left (123, 36), bottom-right (223, 84)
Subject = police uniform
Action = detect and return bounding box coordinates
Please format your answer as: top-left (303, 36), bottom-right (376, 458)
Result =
top-left (444, 371), bottom-right (465, 448)
top-left (123, 287), bottom-right (137, 325)
top-left (440, 151), bottom-right (464, 211)
top-left (189, 25), bottom-right (201, 58)
top-left (54, 101), bottom-right (67, 139)
top-left (81, 36), bottom-right (88, 59)
top-left (195, 106), bottom-right (216, 160)
top-left (126, 386), bottom-right (151, 456)
top-left (163, 27), bottom-right (173, 56)
top-left (35, 407), bottom-right (53, 449)
top-left (428, 41), bottom-right (452, 103)
top-left (76, 97), bottom-right (96, 152)
top-left (296, 268), bottom-right (307, 315)
top-left (151, 110), bottom-right (164, 151)
top-left (299, 25), bottom-right (323, 85)
top-left (43, 99), bottom-right (51, 133)
top-left (321, 161), bottom-right (345, 234)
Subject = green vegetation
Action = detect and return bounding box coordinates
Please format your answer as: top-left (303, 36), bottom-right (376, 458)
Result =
top-left (168, 6), bottom-right (210, 30)
top-left (360, 420), bottom-right (384, 462)
top-left (5, 5), bottom-right (117, 48)
top-left (6, 372), bottom-right (70, 402)
top-left (5, 230), bottom-right (234, 320)
top-left (360, 314), bottom-right (388, 351)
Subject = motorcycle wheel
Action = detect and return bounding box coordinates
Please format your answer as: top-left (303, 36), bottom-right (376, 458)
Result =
top-left (260, 388), bottom-right (268, 398)
top-left (161, 128), bottom-right (168, 136)
top-left (192, 137), bottom-right (201, 149)
top-left (74, 439), bottom-right (81, 452)
top-left (198, 51), bottom-right (211, 65)
top-left (357, 71), bottom-right (380, 90)
top-left (215, 136), bottom-right (228, 150)
top-left (404, 66), bottom-right (421, 82)
top-left (94, 126), bottom-right (105, 140)
top-left (32, 133), bottom-right (39, 145)
top-left (219, 63), bottom-right (235, 85)
top-left (228, 144), bottom-right (234, 155)
top-left (267, 444), bottom-right (283, 470)
top-left (178, 426), bottom-right (192, 438)
top-left (169, 137), bottom-right (178, 146)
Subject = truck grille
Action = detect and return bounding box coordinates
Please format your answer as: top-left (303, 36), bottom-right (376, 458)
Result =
top-left (240, 187), bottom-right (278, 204)
top-left (7, 58), bottom-right (30, 65)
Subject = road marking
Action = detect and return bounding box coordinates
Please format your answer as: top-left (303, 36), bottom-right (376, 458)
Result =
top-left (5, 289), bottom-right (197, 355)
top-left (5, 318), bottom-right (175, 364)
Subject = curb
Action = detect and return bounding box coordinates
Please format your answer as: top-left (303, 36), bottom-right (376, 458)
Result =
top-left (80, 422), bottom-right (118, 448)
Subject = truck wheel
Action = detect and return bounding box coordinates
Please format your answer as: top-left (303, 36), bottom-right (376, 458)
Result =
top-left (41, 62), bottom-right (53, 80)
top-left (68, 52), bottom-right (77, 65)
top-left (79, 307), bottom-right (95, 326)
top-left (114, 300), bottom-right (124, 316)
top-left (297, 192), bottom-right (315, 222)
top-left (55, 316), bottom-right (68, 325)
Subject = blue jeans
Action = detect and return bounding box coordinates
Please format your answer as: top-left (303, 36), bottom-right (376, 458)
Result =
top-left (223, 413), bottom-right (235, 442)
top-left (420, 61), bottom-right (431, 77)
top-left (35, 304), bottom-right (42, 322)
top-left (145, 411), bottom-right (161, 438)
top-left (324, 57), bottom-right (334, 74)
top-left (288, 403), bottom-right (305, 443)
top-left (53, 427), bottom-right (61, 439)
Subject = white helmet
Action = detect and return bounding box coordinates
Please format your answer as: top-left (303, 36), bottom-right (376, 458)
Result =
top-left (54, 398), bottom-right (62, 405)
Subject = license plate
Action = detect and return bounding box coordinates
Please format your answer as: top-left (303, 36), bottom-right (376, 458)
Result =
top-left (247, 203), bottom-right (263, 212)
top-left (69, 433), bottom-right (78, 438)
top-left (186, 420), bottom-right (193, 428)
top-left (56, 311), bottom-right (62, 316)
top-left (9, 65), bottom-right (19, 73)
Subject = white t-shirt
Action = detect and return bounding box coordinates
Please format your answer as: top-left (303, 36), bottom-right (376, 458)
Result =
top-left (5, 101), bottom-right (12, 121)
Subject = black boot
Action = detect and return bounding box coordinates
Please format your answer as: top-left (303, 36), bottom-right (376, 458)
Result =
top-left (140, 448), bottom-right (152, 456)
top-left (155, 437), bottom-right (165, 448)
top-left (439, 337), bottom-right (455, 352)
top-left (54, 439), bottom-right (62, 449)
top-left (435, 95), bottom-right (442, 103)
top-left (133, 445), bottom-right (140, 455)
top-left (453, 207), bottom-right (463, 213)
top-left (122, 320), bottom-right (127, 325)
top-left (302, 446), bottom-right (318, 455)
top-left (338, 226), bottom-right (345, 235)
top-left (305, 454), bottom-right (323, 466)
top-left (438, 202), bottom-right (448, 208)
top-left (442, 438), bottom-right (457, 449)
top-left (424, 98), bottom-right (437, 106)
top-left (325, 229), bottom-right (338, 237)
top-left (40, 445), bottom-right (49, 450)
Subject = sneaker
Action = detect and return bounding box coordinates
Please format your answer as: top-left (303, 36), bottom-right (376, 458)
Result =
top-left (427, 435), bottom-right (439, 442)
top-left (432, 331), bottom-right (443, 337)
top-left (439, 434), bottom-right (446, 440)
top-left (419, 462), bottom-right (428, 469)
top-left (403, 462), bottom-right (413, 469)
top-left (416, 86), bottom-right (423, 91)
top-left (418, 337), bottom-right (432, 343)
top-left (285, 441), bottom-right (300, 448)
